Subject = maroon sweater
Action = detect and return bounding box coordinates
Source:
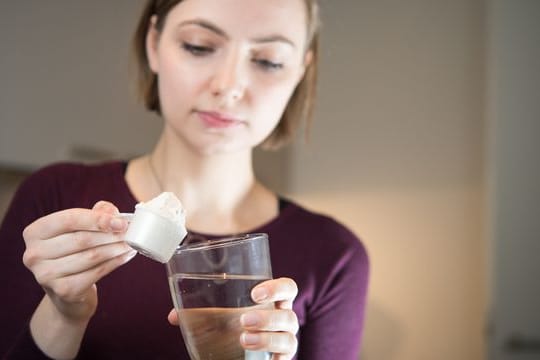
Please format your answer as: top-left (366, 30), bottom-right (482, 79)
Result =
top-left (0, 162), bottom-right (369, 360)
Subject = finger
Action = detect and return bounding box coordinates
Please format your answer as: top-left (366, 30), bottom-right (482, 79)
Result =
top-left (252, 278), bottom-right (298, 309)
top-left (240, 331), bottom-right (298, 356)
top-left (92, 202), bottom-right (129, 233)
top-left (240, 309), bottom-right (298, 334)
top-left (44, 249), bottom-right (137, 302)
top-left (167, 309), bottom-right (179, 326)
top-left (92, 200), bottom-right (120, 214)
top-left (33, 242), bottom-right (134, 284)
top-left (24, 208), bottom-right (127, 241)
top-left (24, 231), bottom-right (126, 264)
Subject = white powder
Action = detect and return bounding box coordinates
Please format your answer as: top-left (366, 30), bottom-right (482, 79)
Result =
top-left (135, 192), bottom-right (186, 226)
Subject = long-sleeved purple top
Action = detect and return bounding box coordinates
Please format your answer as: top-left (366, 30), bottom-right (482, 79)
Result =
top-left (0, 161), bottom-right (369, 360)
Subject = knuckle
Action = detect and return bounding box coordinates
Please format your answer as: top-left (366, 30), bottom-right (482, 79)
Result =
top-left (22, 248), bottom-right (39, 267)
top-left (35, 267), bottom-right (55, 286)
top-left (266, 309), bottom-right (295, 331)
top-left (74, 231), bottom-right (93, 249)
top-left (257, 333), bottom-right (271, 349)
top-left (269, 332), bottom-right (297, 354)
top-left (34, 272), bottom-right (47, 286)
top-left (271, 278), bottom-right (298, 300)
top-left (96, 213), bottom-right (113, 231)
top-left (22, 224), bottom-right (34, 242)
top-left (93, 200), bottom-right (118, 215)
top-left (283, 277), bottom-right (298, 296)
top-left (285, 333), bottom-right (298, 353)
top-left (265, 312), bottom-right (276, 329)
top-left (285, 310), bottom-right (299, 334)
top-left (85, 247), bottom-right (102, 263)
top-left (60, 211), bottom-right (79, 230)
top-left (53, 279), bottom-right (74, 299)
top-left (93, 200), bottom-right (109, 210)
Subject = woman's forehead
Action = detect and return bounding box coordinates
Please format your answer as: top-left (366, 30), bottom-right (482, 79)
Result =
top-left (164, 0), bottom-right (308, 44)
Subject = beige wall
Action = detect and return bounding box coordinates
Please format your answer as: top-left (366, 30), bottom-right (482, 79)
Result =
top-left (283, 1), bottom-right (486, 359)
top-left (0, 170), bottom-right (28, 222)
top-left (0, 1), bottom-right (487, 359)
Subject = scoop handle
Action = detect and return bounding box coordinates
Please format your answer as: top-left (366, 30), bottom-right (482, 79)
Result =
top-left (118, 213), bottom-right (134, 221)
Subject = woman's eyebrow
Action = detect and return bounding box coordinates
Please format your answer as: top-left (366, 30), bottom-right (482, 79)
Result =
top-left (251, 34), bottom-right (296, 49)
top-left (176, 19), bottom-right (296, 48)
top-left (176, 19), bottom-right (228, 38)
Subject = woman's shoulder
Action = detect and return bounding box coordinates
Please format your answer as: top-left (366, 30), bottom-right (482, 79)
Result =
top-left (17, 160), bottom-right (129, 210)
top-left (279, 197), bottom-right (360, 238)
top-left (276, 197), bottom-right (368, 257)
top-left (22, 160), bottom-right (125, 188)
top-left (271, 197), bottom-right (369, 303)
top-left (27, 160), bottom-right (126, 181)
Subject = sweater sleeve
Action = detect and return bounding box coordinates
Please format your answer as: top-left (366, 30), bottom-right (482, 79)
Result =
top-left (297, 224), bottom-right (370, 360)
top-left (0, 168), bottom-right (60, 359)
top-left (3, 326), bottom-right (53, 360)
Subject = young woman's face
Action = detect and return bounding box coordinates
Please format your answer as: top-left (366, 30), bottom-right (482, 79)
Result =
top-left (146, 0), bottom-right (309, 155)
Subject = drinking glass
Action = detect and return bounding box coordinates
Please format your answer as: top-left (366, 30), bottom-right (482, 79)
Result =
top-left (166, 233), bottom-right (273, 360)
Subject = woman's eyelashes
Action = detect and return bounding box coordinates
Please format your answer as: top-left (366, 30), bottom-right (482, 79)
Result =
top-left (181, 42), bottom-right (285, 72)
top-left (182, 42), bottom-right (214, 56)
top-left (253, 58), bottom-right (284, 71)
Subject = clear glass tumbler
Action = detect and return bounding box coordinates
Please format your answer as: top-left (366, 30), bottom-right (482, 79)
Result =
top-left (166, 233), bottom-right (273, 360)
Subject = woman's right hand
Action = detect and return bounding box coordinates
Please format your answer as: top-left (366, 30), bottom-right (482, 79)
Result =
top-left (22, 201), bottom-right (136, 323)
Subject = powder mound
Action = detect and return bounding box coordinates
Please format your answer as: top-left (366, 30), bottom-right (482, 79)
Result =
top-left (135, 191), bottom-right (186, 225)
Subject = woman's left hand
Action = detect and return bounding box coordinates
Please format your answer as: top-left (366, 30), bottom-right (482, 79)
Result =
top-left (239, 277), bottom-right (299, 359)
top-left (167, 277), bottom-right (299, 360)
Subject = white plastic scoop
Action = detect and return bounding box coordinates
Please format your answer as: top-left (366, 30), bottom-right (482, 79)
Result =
top-left (121, 192), bottom-right (188, 263)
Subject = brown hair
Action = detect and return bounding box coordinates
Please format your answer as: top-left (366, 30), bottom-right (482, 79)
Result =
top-left (133, 0), bottom-right (320, 149)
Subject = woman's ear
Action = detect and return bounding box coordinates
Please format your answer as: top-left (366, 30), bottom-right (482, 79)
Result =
top-left (146, 15), bottom-right (160, 73)
top-left (297, 50), bottom-right (313, 83)
top-left (303, 50), bottom-right (313, 69)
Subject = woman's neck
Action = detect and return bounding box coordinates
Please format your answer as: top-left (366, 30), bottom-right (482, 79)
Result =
top-left (149, 134), bottom-right (256, 216)
top-left (125, 131), bottom-right (277, 235)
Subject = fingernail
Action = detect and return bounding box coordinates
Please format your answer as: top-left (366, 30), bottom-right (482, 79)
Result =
top-left (240, 312), bottom-right (259, 327)
top-left (252, 287), bottom-right (268, 302)
top-left (242, 333), bottom-right (260, 345)
top-left (110, 217), bottom-right (126, 231)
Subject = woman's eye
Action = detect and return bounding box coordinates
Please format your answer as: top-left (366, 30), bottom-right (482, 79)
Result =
top-left (253, 58), bottom-right (284, 71)
top-left (182, 42), bottom-right (214, 56)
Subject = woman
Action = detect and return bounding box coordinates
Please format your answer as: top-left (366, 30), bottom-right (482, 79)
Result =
top-left (0, 0), bottom-right (369, 359)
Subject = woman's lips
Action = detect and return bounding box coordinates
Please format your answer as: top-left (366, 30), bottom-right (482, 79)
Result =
top-left (197, 111), bottom-right (244, 129)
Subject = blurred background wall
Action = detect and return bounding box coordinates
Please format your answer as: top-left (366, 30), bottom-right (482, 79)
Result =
top-left (1, 1), bottom-right (539, 360)
top-left (291, 1), bottom-right (486, 359)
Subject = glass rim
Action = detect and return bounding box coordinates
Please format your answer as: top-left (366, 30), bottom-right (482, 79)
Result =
top-left (176, 233), bottom-right (268, 253)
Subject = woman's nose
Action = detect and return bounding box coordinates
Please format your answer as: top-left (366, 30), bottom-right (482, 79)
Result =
top-left (210, 50), bottom-right (247, 106)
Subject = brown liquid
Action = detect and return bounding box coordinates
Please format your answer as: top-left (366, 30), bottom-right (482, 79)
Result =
top-left (178, 305), bottom-right (271, 360)
top-left (169, 274), bottom-right (272, 360)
